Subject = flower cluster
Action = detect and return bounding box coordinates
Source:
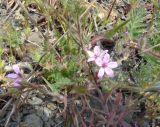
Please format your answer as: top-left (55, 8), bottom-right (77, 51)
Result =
top-left (87, 46), bottom-right (118, 79)
top-left (6, 64), bottom-right (22, 87)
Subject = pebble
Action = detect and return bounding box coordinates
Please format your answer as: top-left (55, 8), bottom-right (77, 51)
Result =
top-left (47, 103), bottom-right (57, 111)
top-left (35, 106), bottom-right (43, 116)
top-left (8, 122), bottom-right (18, 127)
top-left (27, 31), bottom-right (44, 44)
top-left (44, 123), bottom-right (51, 127)
top-left (42, 107), bottom-right (52, 121)
top-left (28, 97), bottom-right (43, 105)
top-left (48, 119), bottom-right (57, 126)
top-left (24, 114), bottom-right (43, 127)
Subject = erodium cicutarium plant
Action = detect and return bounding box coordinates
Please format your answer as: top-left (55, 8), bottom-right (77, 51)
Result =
top-left (87, 46), bottom-right (118, 79)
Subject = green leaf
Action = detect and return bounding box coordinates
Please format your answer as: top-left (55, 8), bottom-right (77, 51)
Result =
top-left (105, 19), bottom-right (130, 38)
top-left (43, 75), bottom-right (72, 92)
top-left (32, 51), bottom-right (41, 62)
top-left (148, 33), bottom-right (160, 51)
top-left (42, 76), bottom-right (55, 92)
top-left (142, 53), bottom-right (160, 64)
top-left (0, 48), bottom-right (2, 55)
top-left (61, 0), bottom-right (85, 18)
top-left (145, 81), bottom-right (160, 92)
top-left (54, 77), bottom-right (72, 86)
top-left (147, 11), bottom-right (160, 52)
top-left (71, 85), bottom-right (88, 94)
top-left (54, 77), bottom-right (72, 90)
top-left (127, 7), bottom-right (146, 39)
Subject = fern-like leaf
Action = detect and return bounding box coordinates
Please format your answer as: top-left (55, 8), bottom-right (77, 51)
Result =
top-left (127, 7), bottom-right (146, 40)
top-left (147, 11), bottom-right (160, 52)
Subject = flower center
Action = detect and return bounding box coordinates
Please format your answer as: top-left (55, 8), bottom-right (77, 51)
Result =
top-left (94, 54), bottom-right (98, 59)
top-left (102, 63), bottom-right (107, 68)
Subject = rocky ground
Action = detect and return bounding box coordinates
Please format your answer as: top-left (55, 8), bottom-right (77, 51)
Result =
top-left (0, 0), bottom-right (160, 127)
top-left (0, 90), bottom-right (65, 127)
top-left (0, 1), bottom-right (64, 126)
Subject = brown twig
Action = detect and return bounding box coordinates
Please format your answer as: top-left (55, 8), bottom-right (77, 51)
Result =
top-left (0, 98), bottom-right (13, 118)
top-left (16, 0), bottom-right (37, 24)
top-left (4, 102), bottom-right (16, 127)
top-left (106, 0), bottom-right (116, 20)
top-left (0, 0), bottom-right (19, 26)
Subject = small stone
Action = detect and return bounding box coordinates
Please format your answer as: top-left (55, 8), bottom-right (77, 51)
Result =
top-left (8, 122), bottom-right (18, 127)
top-left (42, 107), bottom-right (52, 122)
top-left (44, 122), bottom-right (51, 127)
top-left (47, 103), bottom-right (56, 111)
top-left (48, 119), bottom-right (57, 126)
top-left (28, 97), bottom-right (43, 105)
top-left (22, 105), bottom-right (35, 115)
top-left (35, 106), bottom-right (43, 117)
top-left (24, 114), bottom-right (43, 127)
top-left (44, 107), bottom-right (52, 117)
top-left (28, 31), bottom-right (44, 44)
top-left (28, 108), bottom-right (36, 114)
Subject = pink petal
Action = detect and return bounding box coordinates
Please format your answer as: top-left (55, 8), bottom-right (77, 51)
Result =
top-left (87, 50), bottom-right (94, 57)
top-left (105, 67), bottom-right (114, 77)
top-left (6, 73), bottom-right (18, 79)
top-left (95, 57), bottom-right (103, 66)
top-left (104, 50), bottom-right (108, 53)
top-left (13, 82), bottom-right (21, 87)
top-left (99, 50), bottom-right (108, 58)
top-left (103, 54), bottom-right (110, 63)
top-left (15, 78), bottom-right (22, 83)
top-left (13, 64), bottom-right (20, 74)
top-left (98, 68), bottom-right (105, 79)
top-left (94, 46), bottom-right (101, 55)
top-left (87, 57), bottom-right (95, 62)
top-left (108, 62), bottom-right (118, 68)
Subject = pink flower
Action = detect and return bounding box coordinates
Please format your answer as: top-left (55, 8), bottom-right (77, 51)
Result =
top-left (96, 54), bottom-right (118, 79)
top-left (87, 46), bottom-right (108, 63)
top-left (6, 64), bottom-right (22, 87)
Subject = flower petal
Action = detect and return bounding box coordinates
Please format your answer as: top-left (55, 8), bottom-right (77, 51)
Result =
top-left (95, 57), bottom-right (103, 66)
top-left (13, 82), bottom-right (21, 87)
top-left (87, 51), bottom-right (94, 57)
top-left (100, 50), bottom-right (108, 57)
top-left (6, 73), bottom-right (18, 79)
top-left (15, 78), bottom-right (22, 83)
top-left (87, 57), bottom-right (95, 62)
top-left (98, 68), bottom-right (105, 79)
top-left (94, 46), bottom-right (101, 55)
top-left (13, 64), bottom-right (20, 74)
top-left (105, 67), bottom-right (114, 77)
top-left (103, 54), bottom-right (110, 63)
top-left (104, 50), bottom-right (108, 53)
top-left (108, 62), bottom-right (118, 68)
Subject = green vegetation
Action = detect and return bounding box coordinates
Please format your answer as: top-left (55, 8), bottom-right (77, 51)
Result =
top-left (0, 0), bottom-right (160, 126)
